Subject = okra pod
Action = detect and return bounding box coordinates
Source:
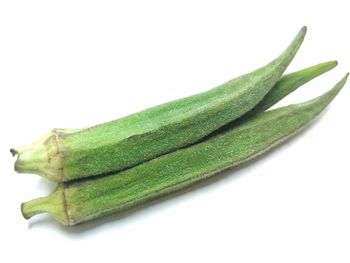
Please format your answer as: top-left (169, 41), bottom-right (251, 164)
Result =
top-left (246, 60), bottom-right (338, 116)
top-left (12, 27), bottom-right (306, 182)
top-left (21, 73), bottom-right (348, 226)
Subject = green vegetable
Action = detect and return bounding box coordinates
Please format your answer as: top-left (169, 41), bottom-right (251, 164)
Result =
top-left (246, 61), bottom-right (338, 116)
top-left (209, 60), bottom-right (337, 136)
top-left (12, 27), bottom-right (306, 182)
top-left (21, 73), bottom-right (348, 226)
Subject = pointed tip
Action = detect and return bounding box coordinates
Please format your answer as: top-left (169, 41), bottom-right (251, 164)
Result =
top-left (338, 72), bottom-right (349, 85)
top-left (321, 60), bottom-right (338, 72)
top-left (301, 26), bottom-right (307, 33)
top-left (296, 73), bottom-right (347, 115)
top-left (321, 73), bottom-right (348, 102)
top-left (294, 26), bottom-right (307, 41)
top-left (313, 60), bottom-right (338, 73)
top-left (341, 72), bottom-right (349, 86)
top-left (332, 73), bottom-right (348, 91)
top-left (271, 26), bottom-right (308, 73)
top-left (310, 60), bottom-right (338, 73)
top-left (295, 26), bottom-right (307, 40)
top-left (326, 60), bottom-right (338, 68)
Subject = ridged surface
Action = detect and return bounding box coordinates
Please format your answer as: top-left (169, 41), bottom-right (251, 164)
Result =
top-left (21, 73), bottom-right (347, 225)
top-left (57, 27), bottom-right (307, 181)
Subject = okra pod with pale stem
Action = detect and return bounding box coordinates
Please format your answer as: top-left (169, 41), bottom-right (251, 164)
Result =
top-left (21, 74), bottom-right (348, 226)
top-left (12, 27), bottom-right (306, 182)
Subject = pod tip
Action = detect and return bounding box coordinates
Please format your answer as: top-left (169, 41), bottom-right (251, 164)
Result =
top-left (319, 60), bottom-right (338, 71)
top-left (301, 26), bottom-right (307, 33)
top-left (311, 60), bottom-right (338, 74)
top-left (331, 60), bottom-right (338, 67)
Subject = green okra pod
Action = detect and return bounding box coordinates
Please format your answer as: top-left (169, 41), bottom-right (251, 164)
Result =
top-left (246, 60), bottom-right (338, 116)
top-left (12, 27), bottom-right (306, 182)
top-left (21, 73), bottom-right (348, 226)
top-left (209, 60), bottom-right (337, 136)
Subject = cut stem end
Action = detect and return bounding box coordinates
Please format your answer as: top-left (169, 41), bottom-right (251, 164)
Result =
top-left (21, 187), bottom-right (69, 225)
top-left (11, 132), bottom-right (63, 182)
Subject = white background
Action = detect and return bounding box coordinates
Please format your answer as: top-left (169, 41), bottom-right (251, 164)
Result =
top-left (0, 1), bottom-right (349, 262)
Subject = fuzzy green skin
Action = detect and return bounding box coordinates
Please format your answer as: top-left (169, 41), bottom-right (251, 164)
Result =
top-left (14, 59), bottom-right (336, 182)
top-left (14, 27), bottom-right (306, 182)
top-left (247, 61), bottom-right (338, 116)
top-left (207, 61), bottom-right (337, 137)
top-left (21, 74), bottom-right (348, 225)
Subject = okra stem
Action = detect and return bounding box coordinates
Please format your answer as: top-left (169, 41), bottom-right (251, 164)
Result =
top-left (21, 188), bottom-right (66, 223)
